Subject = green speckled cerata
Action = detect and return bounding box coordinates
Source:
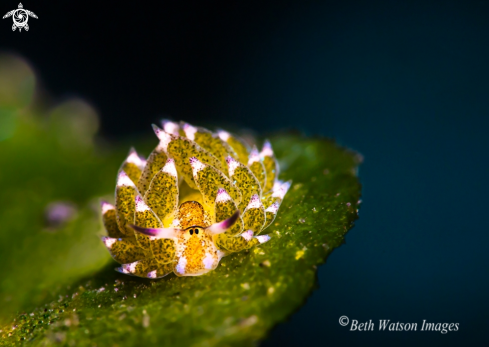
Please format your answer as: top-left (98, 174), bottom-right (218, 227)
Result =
top-left (101, 121), bottom-right (290, 278)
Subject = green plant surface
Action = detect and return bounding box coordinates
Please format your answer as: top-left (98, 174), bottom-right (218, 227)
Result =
top-left (0, 54), bottom-right (137, 324)
top-left (0, 55), bottom-right (362, 346)
top-left (0, 73), bottom-right (110, 322)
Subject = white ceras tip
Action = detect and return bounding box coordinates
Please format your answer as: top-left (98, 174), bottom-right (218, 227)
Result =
top-left (101, 201), bottom-right (115, 215)
top-left (216, 188), bottom-right (232, 203)
top-left (272, 181), bottom-right (291, 199)
top-left (138, 155), bottom-right (147, 167)
top-left (265, 202), bottom-right (280, 214)
top-left (162, 120), bottom-right (180, 136)
top-left (246, 194), bottom-right (263, 209)
top-left (117, 170), bottom-right (135, 187)
top-left (260, 140), bottom-right (274, 158)
top-left (272, 180), bottom-right (283, 192)
top-left (226, 156), bottom-right (240, 176)
top-left (256, 235), bottom-right (271, 244)
top-left (153, 124), bottom-right (172, 152)
top-left (241, 230), bottom-right (254, 241)
top-left (189, 157), bottom-right (206, 174)
top-left (162, 158), bottom-right (177, 177)
top-left (126, 148), bottom-right (146, 169)
top-left (123, 261), bottom-right (139, 274)
top-left (147, 270), bottom-right (157, 279)
top-left (102, 236), bottom-right (117, 249)
top-left (183, 123), bottom-right (198, 141)
top-left (248, 146), bottom-right (261, 165)
top-left (217, 130), bottom-right (230, 142)
top-left (135, 195), bottom-right (151, 212)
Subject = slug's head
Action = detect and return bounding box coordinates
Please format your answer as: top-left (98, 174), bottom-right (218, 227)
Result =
top-left (173, 225), bottom-right (221, 276)
top-left (130, 201), bottom-right (239, 277)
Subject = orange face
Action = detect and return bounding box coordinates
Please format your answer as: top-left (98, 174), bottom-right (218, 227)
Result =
top-left (170, 202), bottom-right (223, 276)
top-left (173, 226), bottom-right (222, 276)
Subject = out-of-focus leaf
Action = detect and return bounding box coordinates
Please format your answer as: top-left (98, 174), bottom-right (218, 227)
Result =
top-left (0, 55), bottom-right (124, 323)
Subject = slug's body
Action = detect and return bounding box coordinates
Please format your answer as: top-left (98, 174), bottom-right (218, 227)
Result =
top-left (101, 121), bottom-right (290, 278)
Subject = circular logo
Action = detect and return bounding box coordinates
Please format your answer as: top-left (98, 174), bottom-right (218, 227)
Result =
top-left (339, 316), bottom-right (349, 326)
top-left (13, 9), bottom-right (28, 27)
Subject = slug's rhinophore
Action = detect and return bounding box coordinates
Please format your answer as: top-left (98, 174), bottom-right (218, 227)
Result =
top-left (101, 122), bottom-right (290, 278)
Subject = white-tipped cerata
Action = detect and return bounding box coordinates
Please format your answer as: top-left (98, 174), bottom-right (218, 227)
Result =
top-left (102, 236), bottom-right (117, 249)
top-left (272, 181), bottom-right (291, 200)
top-left (152, 124), bottom-right (172, 152)
top-left (147, 270), bottom-right (157, 279)
top-left (215, 188), bottom-right (232, 203)
top-left (117, 170), bottom-right (135, 187)
top-left (226, 156), bottom-right (240, 177)
top-left (138, 155), bottom-right (147, 168)
top-left (241, 230), bottom-right (254, 241)
top-left (126, 148), bottom-right (146, 169)
top-left (246, 194), bottom-right (262, 209)
top-left (248, 146), bottom-right (261, 165)
top-left (161, 120), bottom-right (180, 136)
top-left (189, 157), bottom-right (206, 175)
top-left (272, 180), bottom-right (283, 192)
top-left (101, 201), bottom-right (115, 215)
top-left (217, 130), bottom-right (230, 142)
top-left (135, 195), bottom-right (151, 212)
top-left (182, 123), bottom-right (198, 141)
top-left (122, 261), bottom-right (139, 274)
top-left (256, 235), bottom-right (271, 244)
top-left (265, 202), bottom-right (280, 214)
top-left (162, 158), bottom-right (178, 177)
top-left (260, 140), bottom-right (274, 158)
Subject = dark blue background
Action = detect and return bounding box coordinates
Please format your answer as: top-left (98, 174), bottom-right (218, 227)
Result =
top-left (2, 0), bottom-right (488, 345)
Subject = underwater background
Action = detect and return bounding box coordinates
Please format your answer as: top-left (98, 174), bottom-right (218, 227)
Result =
top-left (1, 0), bottom-right (488, 346)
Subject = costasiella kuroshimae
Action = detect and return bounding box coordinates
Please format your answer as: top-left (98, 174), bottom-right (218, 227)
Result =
top-left (101, 121), bottom-right (290, 278)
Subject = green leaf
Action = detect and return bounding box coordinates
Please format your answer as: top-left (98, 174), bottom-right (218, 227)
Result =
top-left (0, 56), bottom-right (362, 346)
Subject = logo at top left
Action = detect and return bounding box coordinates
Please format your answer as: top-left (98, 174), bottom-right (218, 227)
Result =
top-left (3, 3), bottom-right (37, 32)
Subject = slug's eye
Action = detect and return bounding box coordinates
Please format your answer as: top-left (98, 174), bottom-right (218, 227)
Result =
top-left (189, 229), bottom-right (194, 235)
top-left (195, 229), bottom-right (199, 235)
